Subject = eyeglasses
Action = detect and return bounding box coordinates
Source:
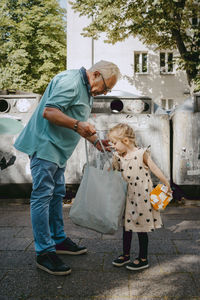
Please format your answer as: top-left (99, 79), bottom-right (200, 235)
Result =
top-left (100, 73), bottom-right (112, 93)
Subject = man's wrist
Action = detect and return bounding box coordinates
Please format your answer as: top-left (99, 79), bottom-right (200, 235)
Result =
top-left (73, 120), bottom-right (80, 131)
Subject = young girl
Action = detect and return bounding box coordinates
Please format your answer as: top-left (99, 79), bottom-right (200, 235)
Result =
top-left (107, 123), bottom-right (171, 271)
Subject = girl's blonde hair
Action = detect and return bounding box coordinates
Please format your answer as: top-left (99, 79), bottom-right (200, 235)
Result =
top-left (107, 123), bottom-right (136, 146)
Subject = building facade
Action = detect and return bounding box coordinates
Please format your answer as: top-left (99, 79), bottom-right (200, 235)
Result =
top-left (67, 2), bottom-right (190, 109)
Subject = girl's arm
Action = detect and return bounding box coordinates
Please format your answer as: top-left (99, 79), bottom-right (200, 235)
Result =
top-left (143, 151), bottom-right (171, 193)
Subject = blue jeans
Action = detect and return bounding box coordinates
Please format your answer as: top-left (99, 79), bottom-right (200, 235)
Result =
top-left (30, 153), bottom-right (66, 255)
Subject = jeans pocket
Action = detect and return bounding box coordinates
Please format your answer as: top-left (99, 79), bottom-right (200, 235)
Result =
top-left (30, 153), bottom-right (40, 170)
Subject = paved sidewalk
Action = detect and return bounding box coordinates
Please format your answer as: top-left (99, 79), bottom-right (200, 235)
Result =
top-left (0, 202), bottom-right (200, 300)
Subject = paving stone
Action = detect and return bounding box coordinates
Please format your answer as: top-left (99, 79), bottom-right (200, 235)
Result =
top-left (193, 272), bottom-right (200, 293)
top-left (61, 270), bottom-right (130, 298)
top-left (149, 226), bottom-right (192, 240)
top-left (190, 231), bottom-right (200, 241)
top-left (162, 207), bottom-right (200, 220)
top-left (0, 297), bottom-right (18, 300)
top-left (163, 206), bottom-right (200, 215)
top-left (173, 239), bottom-right (200, 255)
top-left (81, 238), bottom-right (123, 253)
top-left (60, 252), bottom-right (104, 271)
top-left (0, 226), bottom-right (22, 238)
top-left (167, 297), bottom-right (200, 300)
top-left (0, 269), bottom-right (66, 299)
top-left (0, 213), bottom-right (14, 226)
top-left (10, 214), bottom-right (31, 227)
top-left (129, 273), bottom-right (198, 298)
top-left (15, 227), bottom-right (33, 238)
top-left (0, 270), bottom-right (7, 281)
top-left (23, 240), bottom-right (35, 252)
top-left (0, 237), bottom-right (33, 251)
top-left (0, 204), bottom-right (200, 299)
top-left (164, 220), bottom-right (200, 232)
top-left (131, 297), bottom-right (200, 300)
top-left (156, 254), bottom-right (200, 273)
top-left (64, 221), bottom-right (102, 239)
top-left (103, 297), bottom-right (130, 300)
top-left (0, 251), bottom-right (35, 270)
top-left (102, 228), bottom-right (122, 240)
top-left (0, 236), bottom-right (13, 250)
top-left (28, 298), bottom-right (91, 300)
top-left (0, 211), bottom-right (31, 227)
top-left (0, 203), bottom-right (30, 211)
top-left (148, 239), bottom-right (177, 255)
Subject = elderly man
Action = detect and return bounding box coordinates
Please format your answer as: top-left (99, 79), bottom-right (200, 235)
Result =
top-left (14, 60), bottom-right (120, 275)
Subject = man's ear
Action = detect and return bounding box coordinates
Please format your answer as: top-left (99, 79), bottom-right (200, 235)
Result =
top-left (93, 70), bottom-right (101, 78)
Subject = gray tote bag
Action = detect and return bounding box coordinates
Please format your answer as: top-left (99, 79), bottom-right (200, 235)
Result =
top-left (69, 139), bottom-right (127, 234)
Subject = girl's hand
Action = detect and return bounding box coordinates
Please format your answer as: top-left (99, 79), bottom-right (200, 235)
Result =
top-left (165, 183), bottom-right (172, 195)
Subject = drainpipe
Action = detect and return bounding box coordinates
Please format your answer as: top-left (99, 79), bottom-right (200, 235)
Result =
top-left (91, 16), bottom-right (94, 66)
top-left (91, 37), bottom-right (94, 66)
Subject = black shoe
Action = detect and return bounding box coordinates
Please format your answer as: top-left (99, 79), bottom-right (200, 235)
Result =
top-left (36, 252), bottom-right (71, 275)
top-left (112, 254), bottom-right (130, 267)
top-left (126, 258), bottom-right (149, 271)
top-left (55, 237), bottom-right (87, 255)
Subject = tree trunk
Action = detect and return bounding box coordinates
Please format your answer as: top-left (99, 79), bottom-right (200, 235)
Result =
top-left (171, 28), bottom-right (194, 86)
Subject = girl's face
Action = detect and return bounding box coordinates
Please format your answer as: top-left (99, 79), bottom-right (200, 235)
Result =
top-left (110, 138), bottom-right (128, 155)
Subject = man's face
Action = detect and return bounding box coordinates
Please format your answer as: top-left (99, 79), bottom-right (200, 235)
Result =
top-left (90, 71), bottom-right (117, 97)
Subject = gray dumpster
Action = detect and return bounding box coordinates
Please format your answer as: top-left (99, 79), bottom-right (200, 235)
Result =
top-left (172, 96), bottom-right (200, 186)
top-left (0, 92), bottom-right (41, 185)
top-left (65, 90), bottom-right (170, 186)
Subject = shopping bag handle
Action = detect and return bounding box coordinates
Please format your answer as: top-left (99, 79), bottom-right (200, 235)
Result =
top-left (85, 133), bottom-right (112, 169)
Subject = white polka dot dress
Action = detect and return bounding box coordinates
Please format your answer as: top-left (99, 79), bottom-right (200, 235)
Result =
top-left (112, 148), bottom-right (162, 232)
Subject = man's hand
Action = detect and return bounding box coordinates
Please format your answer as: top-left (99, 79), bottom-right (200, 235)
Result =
top-left (95, 139), bottom-right (111, 152)
top-left (77, 121), bottom-right (96, 138)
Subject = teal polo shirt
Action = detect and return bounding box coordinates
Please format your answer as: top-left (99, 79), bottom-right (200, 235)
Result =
top-left (14, 68), bottom-right (93, 167)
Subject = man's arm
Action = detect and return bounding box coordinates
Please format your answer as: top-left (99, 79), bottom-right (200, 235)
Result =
top-left (43, 107), bottom-right (96, 138)
top-left (43, 107), bottom-right (110, 151)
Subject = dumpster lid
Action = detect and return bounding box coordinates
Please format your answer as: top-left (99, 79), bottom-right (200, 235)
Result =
top-left (172, 98), bottom-right (194, 113)
top-left (95, 89), bottom-right (151, 100)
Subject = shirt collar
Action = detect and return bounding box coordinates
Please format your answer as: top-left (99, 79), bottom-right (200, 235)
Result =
top-left (79, 67), bottom-right (92, 99)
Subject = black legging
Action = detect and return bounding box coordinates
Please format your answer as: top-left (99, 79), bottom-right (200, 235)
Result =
top-left (123, 227), bottom-right (148, 259)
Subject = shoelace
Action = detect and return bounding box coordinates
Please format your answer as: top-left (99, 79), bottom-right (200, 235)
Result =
top-left (66, 237), bottom-right (77, 247)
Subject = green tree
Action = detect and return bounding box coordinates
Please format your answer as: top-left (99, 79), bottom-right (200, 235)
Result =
top-left (0, 0), bottom-right (66, 94)
top-left (71, 0), bottom-right (200, 91)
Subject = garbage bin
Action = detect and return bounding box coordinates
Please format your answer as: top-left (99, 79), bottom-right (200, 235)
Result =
top-left (172, 97), bottom-right (200, 186)
top-left (0, 92), bottom-right (41, 187)
top-left (65, 90), bottom-right (170, 186)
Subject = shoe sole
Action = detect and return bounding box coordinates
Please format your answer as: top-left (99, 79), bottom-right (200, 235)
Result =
top-left (56, 248), bottom-right (87, 255)
top-left (36, 263), bottom-right (72, 275)
top-left (112, 260), bottom-right (130, 267)
top-left (126, 264), bottom-right (149, 271)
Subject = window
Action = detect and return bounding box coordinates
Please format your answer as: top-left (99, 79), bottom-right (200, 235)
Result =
top-left (160, 52), bottom-right (174, 74)
top-left (161, 98), bottom-right (174, 110)
top-left (191, 12), bottom-right (200, 26)
top-left (192, 17), bottom-right (198, 26)
top-left (134, 52), bottom-right (148, 74)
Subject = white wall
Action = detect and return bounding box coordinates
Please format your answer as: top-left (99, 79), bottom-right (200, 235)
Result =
top-left (67, 2), bottom-right (189, 106)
